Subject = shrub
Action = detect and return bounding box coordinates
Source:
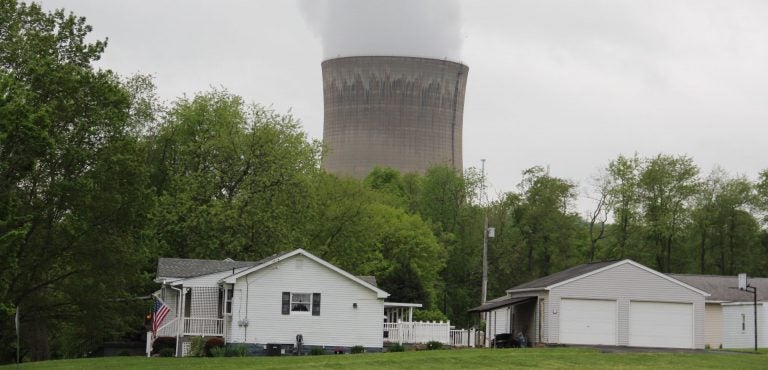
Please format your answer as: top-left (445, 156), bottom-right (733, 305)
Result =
top-left (189, 336), bottom-right (206, 357)
top-left (412, 309), bottom-right (449, 322)
top-left (426, 341), bottom-right (443, 350)
top-left (152, 337), bottom-right (176, 355)
top-left (351, 345), bottom-right (365, 354)
top-left (158, 348), bottom-right (175, 357)
top-left (210, 346), bottom-right (227, 357)
top-left (309, 347), bottom-right (325, 356)
top-left (388, 343), bottom-right (405, 352)
top-left (205, 337), bottom-right (225, 356)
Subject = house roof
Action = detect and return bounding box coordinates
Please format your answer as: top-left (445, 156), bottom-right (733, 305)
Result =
top-left (221, 249), bottom-right (390, 299)
top-left (157, 251), bottom-right (377, 288)
top-left (156, 257), bottom-right (261, 279)
top-left (507, 260), bottom-right (619, 291)
top-left (668, 274), bottom-right (768, 302)
top-left (358, 276), bottom-right (378, 288)
top-left (467, 296), bottom-right (536, 313)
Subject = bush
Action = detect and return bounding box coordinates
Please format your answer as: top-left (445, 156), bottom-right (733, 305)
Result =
top-left (426, 341), bottom-right (443, 350)
top-left (412, 309), bottom-right (449, 322)
top-left (158, 348), bottom-right (175, 357)
top-left (189, 337), bottom-right (206, 357)
top-left (152, 337), bottom-right (176, 355)
top-left (205, 337), bottom-right (225, 356)
top-left (350, 345), bottom-right (365, 354)
top-left (388, 343), bottom-right (405, 352)
top-left (309, 347), bottom-right (325, 356)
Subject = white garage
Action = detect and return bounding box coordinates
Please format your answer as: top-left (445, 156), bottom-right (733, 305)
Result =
top-left (477, 259), bottom-right (709, 348)
top-left (560, 299), bottom-right (616, 345)
top-left (629, 301), bottom-right (693, 348)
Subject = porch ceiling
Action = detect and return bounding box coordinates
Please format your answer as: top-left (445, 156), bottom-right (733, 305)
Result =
top-left (467, 296), bottom-right (536, 313)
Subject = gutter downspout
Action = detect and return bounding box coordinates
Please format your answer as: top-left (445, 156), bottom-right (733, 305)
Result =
top-left (167, 282), bottom-right (184, 357)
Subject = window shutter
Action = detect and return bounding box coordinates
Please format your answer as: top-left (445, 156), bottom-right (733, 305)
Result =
top-left (312, 293), bottom-right (321, 316)
top-left (282, 292), bottom-right (290, 315)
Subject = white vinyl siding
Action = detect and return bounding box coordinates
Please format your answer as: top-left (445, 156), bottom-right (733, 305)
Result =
top-left (704, 303), bottom-right (723, 349)
top-left (559, 299), bottom-right (616, 345)
top-left (722, 302), bottom-right (766, 349)
top-left (486, 306), bottom-right (512, 339)
top-left (548, 262), bottom-right (706, 348)
top-left (629, 301), bottom-right (693, 348)
top-left (228, 254), bottom-right (384, 348)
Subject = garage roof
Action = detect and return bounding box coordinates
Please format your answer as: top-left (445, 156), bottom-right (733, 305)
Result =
top-left (506, 260), bottom-right (709, 296)
top-left (507, 260), bottom-right (618, 291)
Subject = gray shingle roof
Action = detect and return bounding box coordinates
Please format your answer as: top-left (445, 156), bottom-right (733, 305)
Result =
top-left (508, 260), bottom-right (619, 291)
top-left (358, 275), bottom-right (378, 287)
top-left (157, 257), bottom-right (259, 279)
top-left (157, 252), bottom-right (380, 286)
top-left (668, 274), bottom-right (768, 302)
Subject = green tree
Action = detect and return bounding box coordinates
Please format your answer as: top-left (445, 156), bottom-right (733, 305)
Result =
top-left (145, 90), bottom-right (321, 260)
top-left (605, 154), bottom-right (642, 259)
top-left (0, 0), bottom-right (152, 361)
top-left (638, 154), bottom-right (699, 272)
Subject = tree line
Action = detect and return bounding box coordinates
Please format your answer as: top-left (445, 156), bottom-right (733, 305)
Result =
top-left (1, 1), bottom-right (767, 362)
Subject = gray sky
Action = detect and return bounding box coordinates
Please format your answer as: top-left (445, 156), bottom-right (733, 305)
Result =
top-left (39, 0), bottom-right (768, 215)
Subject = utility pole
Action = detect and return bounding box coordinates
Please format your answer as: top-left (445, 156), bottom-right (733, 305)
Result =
top-left (481, 159), bottom-right (488, 305)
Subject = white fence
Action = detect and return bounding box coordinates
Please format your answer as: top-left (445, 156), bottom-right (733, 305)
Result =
top-left (384, 321), bottom-right (451, 345)
top-left (449, 328), bottom-right (482, 347)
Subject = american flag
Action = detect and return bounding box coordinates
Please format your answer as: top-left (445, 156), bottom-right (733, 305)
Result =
top-left (152, 297), bottom-right (171, 338)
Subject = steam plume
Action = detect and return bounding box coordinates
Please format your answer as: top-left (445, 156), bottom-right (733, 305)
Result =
top-left (300, 0), bottom-right (463, 61)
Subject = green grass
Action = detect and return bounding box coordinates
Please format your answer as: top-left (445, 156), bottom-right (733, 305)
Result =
top-left (2, 347), bottom-right (766, 370)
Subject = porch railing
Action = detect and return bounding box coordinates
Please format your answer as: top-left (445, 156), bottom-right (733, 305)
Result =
top-left (449, 328), bottom-right (482, 347)
top-left (183, 317), bottom-right (224, 336)
top-left (156, 317), bottom-right (179, 337)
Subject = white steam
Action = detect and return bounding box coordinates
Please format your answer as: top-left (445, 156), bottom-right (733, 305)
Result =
top-left (300, 0), bottom-right (463, 61)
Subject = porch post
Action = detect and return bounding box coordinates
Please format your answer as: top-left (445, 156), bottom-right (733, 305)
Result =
top-left (408, 307), bottom-right (413, 322)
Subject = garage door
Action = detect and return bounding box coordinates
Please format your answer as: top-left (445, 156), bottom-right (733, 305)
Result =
top-left (629, 301), bottom-right (693, 348)
top-left (560, 299), bottom-right (616, 345)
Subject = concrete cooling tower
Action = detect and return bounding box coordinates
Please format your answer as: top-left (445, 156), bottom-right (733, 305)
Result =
top-left (321, 56), bottom-right (469, 178)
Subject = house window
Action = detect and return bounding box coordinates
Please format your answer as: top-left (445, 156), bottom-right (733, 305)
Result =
top-left (282, 292), bottom-right (321, 316)
top-left (225, 289), bottom-right (233, 314)
top-left (219, 287), bottom-right (234, 317)
top-left (291, 293), bottom-right (311, 312)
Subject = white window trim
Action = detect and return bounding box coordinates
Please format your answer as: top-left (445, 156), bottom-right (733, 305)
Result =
top-left (290, 292), bottom-right (312, 314)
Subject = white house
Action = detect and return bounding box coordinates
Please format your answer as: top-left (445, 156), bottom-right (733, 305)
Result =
top-left (669, 274), bottom-right (767, 349)
top-left (470, 259), bottom-right (710, 349)
top-left (151, 248), bottom-right (392, 355)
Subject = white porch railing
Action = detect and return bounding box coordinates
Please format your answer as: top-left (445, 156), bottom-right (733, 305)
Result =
top-left (384, 321), bottom-right (451, 345)
top-left (449, 328), bottom-right (483, 347)
top-left (156, 317), bottom-right (179, 337)
top-left (183, 317), bottom-right (224, 336)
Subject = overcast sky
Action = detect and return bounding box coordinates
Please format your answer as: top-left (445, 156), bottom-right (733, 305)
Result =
top-left (39, 0), bottom-right (768, 215)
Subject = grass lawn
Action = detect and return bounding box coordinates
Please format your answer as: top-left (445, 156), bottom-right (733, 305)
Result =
top-left (2, 347), bottom-right (766, 370)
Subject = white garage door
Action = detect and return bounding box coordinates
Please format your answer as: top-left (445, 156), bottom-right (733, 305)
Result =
top-left (560, 299), bottom-right (616, 345)
top-left (629, 301), bottom-right (693, 348)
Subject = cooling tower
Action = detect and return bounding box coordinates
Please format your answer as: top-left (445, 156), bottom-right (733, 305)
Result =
top-left (321, 56), bottom-right (469, 178)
